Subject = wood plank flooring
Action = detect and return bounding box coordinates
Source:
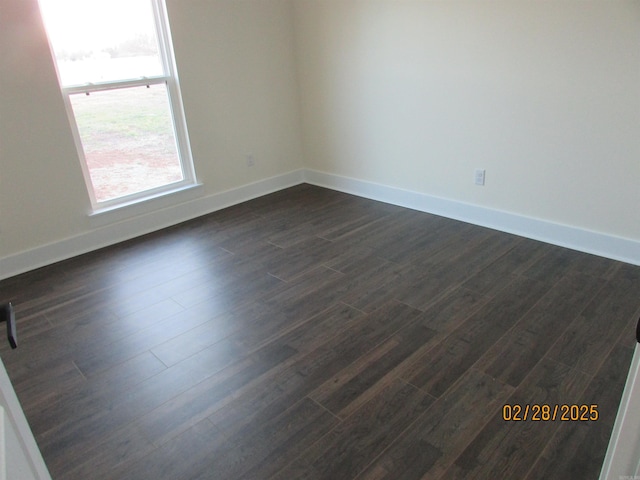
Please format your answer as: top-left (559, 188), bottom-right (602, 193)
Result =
top-left (1, 184), bottom-right (639, 479)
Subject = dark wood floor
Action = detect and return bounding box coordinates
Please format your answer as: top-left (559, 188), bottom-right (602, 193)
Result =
top-left (1, 184), bottom-right (639, 479)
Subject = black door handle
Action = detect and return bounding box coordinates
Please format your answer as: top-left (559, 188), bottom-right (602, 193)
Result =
top-left (0, 303), bottom-right (17, 349)
top-left (636, 315), bottom-right (640, 344)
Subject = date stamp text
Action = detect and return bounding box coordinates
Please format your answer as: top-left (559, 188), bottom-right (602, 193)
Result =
top-left (502, 404), bottom-right (598, 421)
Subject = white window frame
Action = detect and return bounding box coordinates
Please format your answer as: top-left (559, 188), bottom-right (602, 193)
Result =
top-left (52, 0), bottom-right (196, 212)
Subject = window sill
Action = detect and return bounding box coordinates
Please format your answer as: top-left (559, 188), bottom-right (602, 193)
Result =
top-left (87, 182), bottom-right (203, 225)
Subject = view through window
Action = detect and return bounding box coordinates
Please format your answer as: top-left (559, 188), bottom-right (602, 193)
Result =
top-left (38, 0), bottom-right (195, 206)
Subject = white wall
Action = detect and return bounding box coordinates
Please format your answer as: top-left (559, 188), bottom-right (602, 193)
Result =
top-left (294, 0), bottom-right (640, 244)
top-left (0, 0), bottom-right (303, 278)
top-left (165, 0), bottom-right (303, 191)
top-left (0, 0), bottom-right (92, 258)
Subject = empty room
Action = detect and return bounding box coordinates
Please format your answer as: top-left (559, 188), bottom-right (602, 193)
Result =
top-left (1, 0), bottom-right (639, 479)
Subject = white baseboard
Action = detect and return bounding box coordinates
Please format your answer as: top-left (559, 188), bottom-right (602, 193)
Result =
top-left (303, 169), bottom-right (640, 266)
top-left (0, 170), bottom-right (304, 281)
top-left (1, 167), bottom-right (638, 281)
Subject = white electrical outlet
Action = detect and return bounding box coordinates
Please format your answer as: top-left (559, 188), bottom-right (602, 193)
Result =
top-left (475, 169), bottom-right (485, 186)
top-left (246, 155), bottom-right (255, 167)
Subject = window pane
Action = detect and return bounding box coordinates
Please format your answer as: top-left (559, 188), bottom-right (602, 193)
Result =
top-left (69, 84), bottom-right (183, 203)
top-left (39, 0), bottom-right (163, 86)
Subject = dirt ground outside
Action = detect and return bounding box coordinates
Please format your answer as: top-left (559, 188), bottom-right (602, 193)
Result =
top-left (85, 146), bottom-right (183, 202)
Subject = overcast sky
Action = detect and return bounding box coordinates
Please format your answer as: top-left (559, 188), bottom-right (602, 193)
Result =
top-left (38, 0), bottom-right (157, 53)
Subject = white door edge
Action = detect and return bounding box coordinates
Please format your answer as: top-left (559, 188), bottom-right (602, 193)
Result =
top-left (600, 343), bottom-right (640, 479)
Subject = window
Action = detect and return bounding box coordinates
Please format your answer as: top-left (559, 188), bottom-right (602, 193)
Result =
top-left (38, 0), bottom-right (196, 209)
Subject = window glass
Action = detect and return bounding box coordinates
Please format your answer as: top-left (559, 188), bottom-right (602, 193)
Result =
top-left (40, 0), bottom-right (163, 86)
top-left (69, 84), bottom-right (183, 202)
